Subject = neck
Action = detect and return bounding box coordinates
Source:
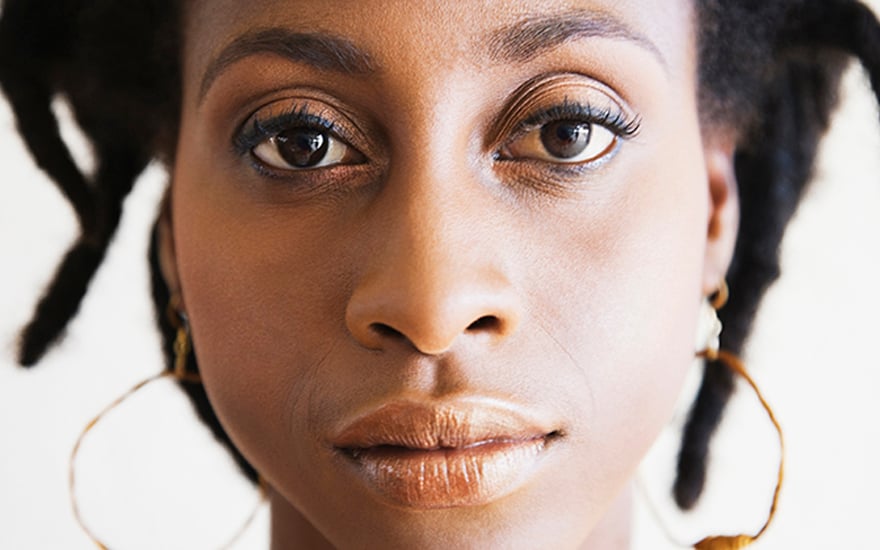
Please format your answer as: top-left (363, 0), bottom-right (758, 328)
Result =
top-left (269, 485), bottom-right (633, 550)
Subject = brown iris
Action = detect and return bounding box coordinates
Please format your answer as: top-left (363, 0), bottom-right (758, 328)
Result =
top-left (274, 129), bottom-right (330, 168)
top-left (539, 121), bottom-right (592, 160)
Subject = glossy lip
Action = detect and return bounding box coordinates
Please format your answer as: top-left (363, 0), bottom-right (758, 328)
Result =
top-left (329, 400), bottom-right (561, 509)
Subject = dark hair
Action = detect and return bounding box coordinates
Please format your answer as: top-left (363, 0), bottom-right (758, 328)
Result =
top-left (1, 0), bottom-right (878, 510)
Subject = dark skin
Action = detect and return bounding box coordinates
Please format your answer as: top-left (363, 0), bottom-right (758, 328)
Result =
top-left (159, 0), bottom-right (739, 547)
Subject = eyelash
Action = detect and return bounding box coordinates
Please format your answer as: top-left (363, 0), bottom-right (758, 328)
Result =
top-left (511, 100), bottom-right (641, 143)
top-left (231, 100), bottom-right (641, 175)
top-left (233, 105), bottom-right (348, 159)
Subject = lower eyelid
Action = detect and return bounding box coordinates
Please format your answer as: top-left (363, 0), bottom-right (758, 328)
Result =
top-left (244, 153), bottom-right (369, 182)
top-left (497, 138), bottom-right (623, 175)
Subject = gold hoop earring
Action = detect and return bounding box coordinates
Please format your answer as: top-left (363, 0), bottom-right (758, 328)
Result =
top-left (69, 296), bottom-right (265, 549)
top-left (689, 282), bottom-right (784, 550)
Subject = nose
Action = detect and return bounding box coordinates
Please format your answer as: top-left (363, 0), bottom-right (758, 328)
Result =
top-left (345, 165), bottom-right (522, 355)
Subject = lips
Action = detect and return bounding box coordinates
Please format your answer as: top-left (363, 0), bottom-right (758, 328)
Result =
top-left (329, 401), bottom-right (560, 508)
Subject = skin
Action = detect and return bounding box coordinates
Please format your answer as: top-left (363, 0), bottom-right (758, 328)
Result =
top-left (161, 0), bottom-right (739, 548)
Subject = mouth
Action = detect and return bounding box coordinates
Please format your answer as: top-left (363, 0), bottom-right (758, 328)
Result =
top-left (330, 401), bottom-right (562, 509)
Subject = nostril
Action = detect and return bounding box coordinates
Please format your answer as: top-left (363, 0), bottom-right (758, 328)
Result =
top-left (370, 322), bottom-right (405, 340)
top-left (467, 315), bottom-right (501, 332)
top-left (361, 315), bottom-right (509, 353)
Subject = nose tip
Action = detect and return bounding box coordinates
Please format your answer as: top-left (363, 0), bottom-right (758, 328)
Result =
top-left (346, 279), bottom-right (521, 355)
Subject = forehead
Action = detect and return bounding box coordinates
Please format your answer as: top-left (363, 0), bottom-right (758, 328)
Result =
top-left (183, 0), bottom-right (695, 92)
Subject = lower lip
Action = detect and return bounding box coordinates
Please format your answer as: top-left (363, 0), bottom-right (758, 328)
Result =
top-left (338, 438), bottom-right (549, 509)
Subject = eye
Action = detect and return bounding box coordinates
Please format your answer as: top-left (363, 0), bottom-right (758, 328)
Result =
top-left (252, 127), bottom-right (363, 170)
top-left (496, 99), bottom-right (640, 168)
top-left (233, 101), bottom-right (368, 175)
top-left (504, 120), bottom-right (618, 164)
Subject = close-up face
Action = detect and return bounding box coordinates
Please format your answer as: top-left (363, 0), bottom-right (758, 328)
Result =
top-left (167, 0), bottom-right (737, 547)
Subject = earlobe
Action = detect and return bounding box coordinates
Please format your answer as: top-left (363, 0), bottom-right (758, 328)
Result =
top-left (157, 191), bottom-right (184, 305)
top-left (702, 140), bottom-right (739, 296)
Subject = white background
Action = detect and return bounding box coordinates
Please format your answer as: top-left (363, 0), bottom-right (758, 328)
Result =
top-left (2, 3), bottom-right (879, 547)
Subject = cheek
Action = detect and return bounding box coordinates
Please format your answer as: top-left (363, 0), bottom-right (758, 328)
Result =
top-left (170, 128), bottom-right (351, 478)
top-left (527, 129), bottom-right (709, 496)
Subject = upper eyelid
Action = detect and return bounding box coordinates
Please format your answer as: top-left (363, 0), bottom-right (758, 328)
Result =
top-left (510, 102), bottom-right (641, 140)
top-left (485, 72), bottom-right (639, 146)
top-left (232, 103), bottom-right (362, 157)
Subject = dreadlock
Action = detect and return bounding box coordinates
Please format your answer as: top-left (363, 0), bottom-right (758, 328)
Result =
top-left (0, 0), bottom-right (180, 365)
top-left (2, 0), bottom-right (879, 508)
top-left (676, 0), bottom-right (880, 509)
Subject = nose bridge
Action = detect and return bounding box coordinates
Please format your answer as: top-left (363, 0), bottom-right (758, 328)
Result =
top-left (346, 139), bottom-right (521, 355)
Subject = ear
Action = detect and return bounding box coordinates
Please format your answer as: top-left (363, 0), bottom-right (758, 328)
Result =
top-left (702, 135), bottom-right (739, 297)
top-left (157, 192), bottom-right (184, 308)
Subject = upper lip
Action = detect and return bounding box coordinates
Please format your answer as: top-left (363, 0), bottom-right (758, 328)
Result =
top-left (329, 399), bottom-right (560, 452)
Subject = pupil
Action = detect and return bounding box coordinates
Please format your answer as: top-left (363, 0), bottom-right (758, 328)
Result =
top-left (540, 121), bottom-right (591, 159)
top-left (276, 129), bottom-right (329, 167)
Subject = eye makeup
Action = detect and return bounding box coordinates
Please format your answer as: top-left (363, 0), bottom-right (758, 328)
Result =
top-left (490, 73), bottom-right (641, 153)
top-left (226, 71), bottom-right (642, 197)
top-left (509, 100), bottom-right (641, 144)
top-left (486, 73), bottom-right (644, 195)
top-left (496, 99), bottom-right (641, 169)
top-left (231, 100), bottom-right (369, 181)
top-left (235, 105), bottom-right (340, 154)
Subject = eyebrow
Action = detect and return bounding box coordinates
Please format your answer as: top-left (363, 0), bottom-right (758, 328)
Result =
top-left (199, 12), bottom-right (663, 101)
top-left (199, 28), bottom-right (376, 100)
top-left (486, 11), bottom-right (666, 68)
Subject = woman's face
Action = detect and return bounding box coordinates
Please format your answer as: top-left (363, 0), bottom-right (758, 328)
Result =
top-left (167, 0), bottom-right (737, 547)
